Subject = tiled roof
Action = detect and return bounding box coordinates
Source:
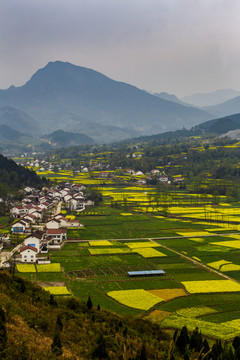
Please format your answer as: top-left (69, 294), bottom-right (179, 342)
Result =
top-left (20, 245), bottom-right (38, 253)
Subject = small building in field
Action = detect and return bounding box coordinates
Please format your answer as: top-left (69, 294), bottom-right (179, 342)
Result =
top-left (127, 270), bottom-right (165, 277)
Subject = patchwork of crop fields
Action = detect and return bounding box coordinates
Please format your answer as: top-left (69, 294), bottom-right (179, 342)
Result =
top-left (15, 183), bottom-right (240, 339)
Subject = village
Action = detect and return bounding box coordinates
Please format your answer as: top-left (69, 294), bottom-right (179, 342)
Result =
top-left (0, 183), bottom-right (94, 268)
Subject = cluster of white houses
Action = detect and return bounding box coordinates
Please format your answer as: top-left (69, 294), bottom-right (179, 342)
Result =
top-left (5, 183), bottom-right (93, 263)
top-left (17, 213), bottom-right (84, 263)
top-left (10, 183), bottom-right (93, 221)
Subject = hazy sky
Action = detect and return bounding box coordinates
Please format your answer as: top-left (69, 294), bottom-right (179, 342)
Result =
top-left (0, 0), bottom-right (240, 97)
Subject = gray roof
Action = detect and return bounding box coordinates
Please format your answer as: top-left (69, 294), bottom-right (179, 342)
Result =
top-left (127, 270), bottom-right (165, 276)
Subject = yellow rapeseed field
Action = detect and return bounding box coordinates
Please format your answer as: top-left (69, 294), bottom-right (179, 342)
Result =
top-left (107, 289), bottom-right (162, 310)
top-left (16, 264), bottom-right (36, 272)
top-left (36, 263), bottom-right (61, 272)
top-left (43, 286), bottom-right (70, 295)
top-left (221, 263), bottom-right (240, 271)
top-left (125, 242), bottom-right (161, 249)
top-left (134, 248), bottom-right (166, 258)
top-left (207, 260), bottom-right (230, 270)
top-left (147, 288), bottom-right (187, 301)
top-left (182, 280), bottom-right (240, 293)
top-left (211, 240), bottom-right (240, 249)
top-left (89, 240), bottom-right (113, 246)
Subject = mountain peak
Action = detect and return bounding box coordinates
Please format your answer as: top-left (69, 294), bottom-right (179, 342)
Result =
top-left (0, 61), bottom-right (211, 142)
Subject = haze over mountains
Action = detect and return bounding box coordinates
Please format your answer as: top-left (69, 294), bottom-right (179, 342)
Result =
top-left (182, 89), bottom-right (240, 107)
top-left (0, 61), bottom-right (211, 143)
top-left (0, 61), bottom-right (240, 147)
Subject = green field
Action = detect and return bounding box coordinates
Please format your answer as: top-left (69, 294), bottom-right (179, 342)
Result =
top-left (15, 196), bottom-right (240, 339)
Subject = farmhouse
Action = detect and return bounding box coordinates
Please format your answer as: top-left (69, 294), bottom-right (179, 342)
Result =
top-left (20, 245), bottom-right (38, 262)
top-left (46, 228), bottom-right (67, 242)
top-left (24, 234), bottom-right (41, 252)
top-left (46, 218), bottom-right (61, 229)
top-left (12, 220), bottom-right (27, 233)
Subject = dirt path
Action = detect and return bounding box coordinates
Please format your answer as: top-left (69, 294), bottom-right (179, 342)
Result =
top-left (148, 238), bottom-right (240, 283)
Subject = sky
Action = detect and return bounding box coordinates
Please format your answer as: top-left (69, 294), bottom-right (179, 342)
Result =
top-left (0, 0), bottom-right (240, 98)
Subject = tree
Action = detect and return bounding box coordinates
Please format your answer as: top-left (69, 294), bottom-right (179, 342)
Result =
top-left (135, 343), bottom-right (147, 360)
top-left (92, 334), bottom-right (109, 359)
top-left (51, 330), bottom-right (63, 356)
top-left (0, 306), bottom-right (7, 354)
top-left (232, 336), bottom-right (240, 351)
top-left (56, 315), bottom-right (63, 332)
top-left (87, 295), bottom-right (93, 310)
top-left (84, 188), bottom-right (103, 205)
top-left (176, 326), bottom-right (189, 354)
top-left (189, 327), bottom-right (202, 352)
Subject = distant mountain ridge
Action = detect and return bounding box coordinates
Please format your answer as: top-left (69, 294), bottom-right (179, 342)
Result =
top-left (0, 61), bottom-right (211, 142)
top-left (204, 96), bottom-right (240, 118)
top-left (154, 92), bottom-right (191, 106)
top-left (182, 89), bottom-right (240, 107)
top-left (126, 113), bottom-right (240, 145)
top-left (0, 106), bottom-right (41, 135)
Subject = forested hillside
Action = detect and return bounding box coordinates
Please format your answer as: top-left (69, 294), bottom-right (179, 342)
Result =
top-left (1, 270), bottom-right (240, 359)
top-left (0, 154), bottom-right (48, 197)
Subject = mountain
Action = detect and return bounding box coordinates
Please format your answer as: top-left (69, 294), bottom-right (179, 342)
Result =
top-left (196, 113), bottom-right (240, 134)
top-left (0, 61), bottom-right (211, 142)
top-left (182, 89), bottom-right (240, 107)
top-left (42, 129), bottom-right (95, 146)
top-left (0, 106), bottom-right (41, 135)
top-left (154, 92), bottom-right (190, 106)
top-left (204, 96), bottom-right (240, 118)
top-left (125, 113), bottom-right (240, 145)
top-left (0, 124), bottom-right (32, 143)
top-left (0, 124), bottom-right (35, 153)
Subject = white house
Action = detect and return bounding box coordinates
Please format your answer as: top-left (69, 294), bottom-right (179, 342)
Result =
top-left (10, 206), bottom-right (28, 218)
top-left (22, 214), bottom-right (36, 224)
top-left (24, 187), bottom-right (33, 193)
top-left (31, 211), bottom-right (43, 220)
top-left (64, 194), bottom-right (72, 203)
top-left (68, 199), bottom-right (85, 212)
top-left (46, 228), bottom-right (67, 241)
top-left (24, 234), bottom-right (42, 252)
top-left (20, 245), bottom-right (38, 262)
top-left (12, 220), bottom-right (27, 233)
top-left (46, 219), bottom-right (61, 229)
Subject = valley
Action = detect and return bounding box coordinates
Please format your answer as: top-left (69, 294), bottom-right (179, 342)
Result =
top-left (2, 133), bottom-right (240, 347)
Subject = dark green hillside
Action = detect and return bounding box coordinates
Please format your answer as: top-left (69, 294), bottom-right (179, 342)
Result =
top-left (197, 113), bottom-right (240, 134)
top-left (0, 154), bottom-right (48, 195)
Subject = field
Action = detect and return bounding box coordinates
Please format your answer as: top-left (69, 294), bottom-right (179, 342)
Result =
top-left (15, 183), bottom-right (240, 339)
